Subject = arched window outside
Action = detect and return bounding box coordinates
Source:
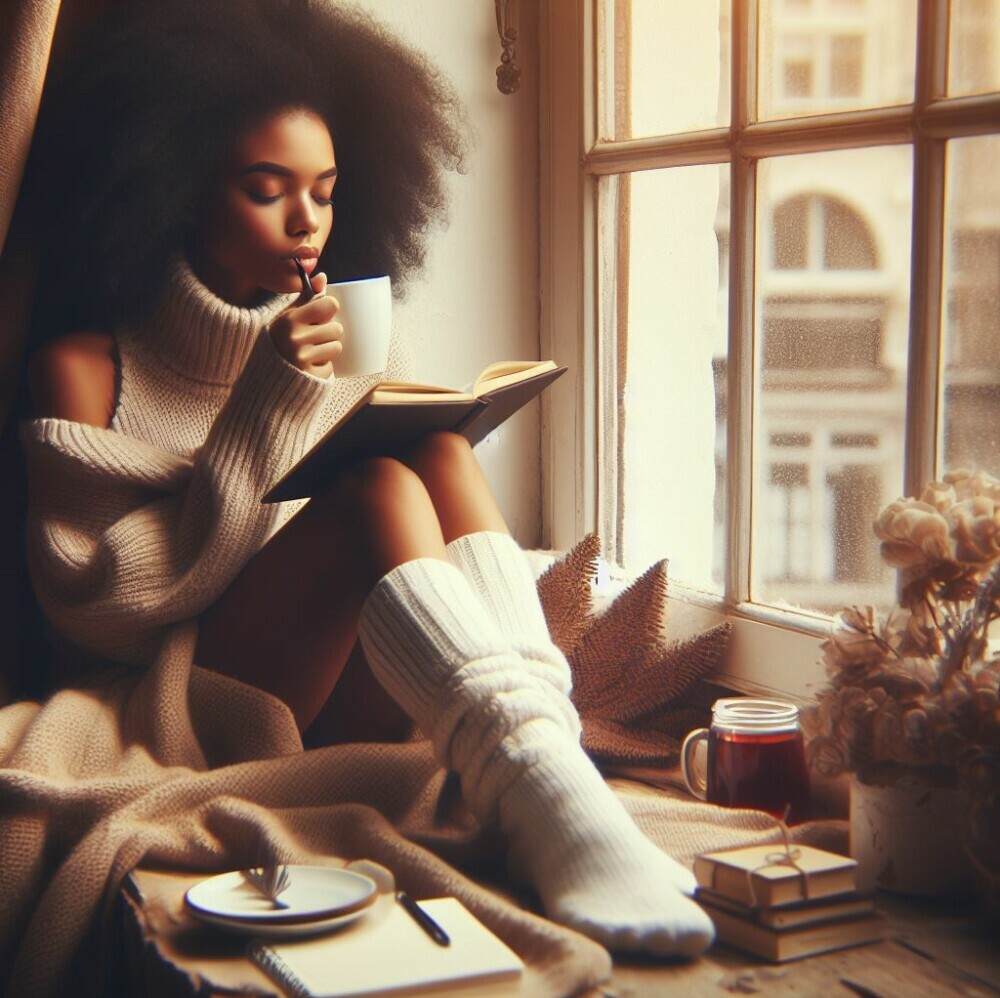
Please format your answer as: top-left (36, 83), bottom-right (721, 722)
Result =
top-left (758, 188), bottom-right (891, 601)
top-left (764, 192), bottom-right (884, 373)
top-left (773, 194), bottom-right (878, 271)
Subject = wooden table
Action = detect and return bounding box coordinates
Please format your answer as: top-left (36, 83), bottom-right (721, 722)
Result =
top-left (119, 868), bottom-right (999, 998)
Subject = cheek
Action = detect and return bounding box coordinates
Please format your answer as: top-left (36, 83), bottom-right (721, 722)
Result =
top-left (205, 193), bottom-right (279, 264)
top-left (318, 206), bottom-right (335, 247)
top-left (224, 200), bottom-right (280, 254)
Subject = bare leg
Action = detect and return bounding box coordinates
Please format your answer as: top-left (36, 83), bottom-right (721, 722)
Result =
top-left (400, 432), bottom-right (508, 542)
top-left (303, 640), bottom-right (412, 747)
top-left (195, 456), bottom-right (449, 732)
top-left (307, 433), bottom-right (513, 744)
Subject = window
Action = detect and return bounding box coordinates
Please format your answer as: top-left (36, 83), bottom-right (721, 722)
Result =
top-left (541, 0), bottom-right (1000, 696)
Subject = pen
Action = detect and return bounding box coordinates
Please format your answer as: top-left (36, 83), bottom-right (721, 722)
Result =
top-left (396, 891), bottom-right (450, 947)
top-left (293, 257), bottom-right (315, 299)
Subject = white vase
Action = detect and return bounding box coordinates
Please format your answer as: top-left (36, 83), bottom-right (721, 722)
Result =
top-left (850, 767), bottom-right (975, 898)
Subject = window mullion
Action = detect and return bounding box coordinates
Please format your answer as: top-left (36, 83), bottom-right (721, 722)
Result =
top-left (905, 0), bottom-right (949, 494)
top-left (726, 0), bottom-right (759, 606)
top-left (596, 176), bottom-right (623, 563)
top-left (539, 0), bottom-right (590, 550)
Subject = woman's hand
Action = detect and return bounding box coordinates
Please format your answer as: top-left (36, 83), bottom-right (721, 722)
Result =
top-left (268, 272), bottom-right (343, 380)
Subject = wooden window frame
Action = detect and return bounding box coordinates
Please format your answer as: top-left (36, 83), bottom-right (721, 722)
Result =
top-left (539, 0), bottom-right (1000, 698)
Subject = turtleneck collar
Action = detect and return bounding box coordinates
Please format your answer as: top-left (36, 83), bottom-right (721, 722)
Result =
top-left (140, 257), bottom-right (297, 385)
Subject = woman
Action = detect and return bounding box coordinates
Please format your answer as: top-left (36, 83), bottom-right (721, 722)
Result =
top-left (21, 0), bottom-right (712, 957)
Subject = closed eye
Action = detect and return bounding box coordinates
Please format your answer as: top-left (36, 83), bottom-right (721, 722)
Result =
top-left (246, 191), bottom-right (282, 205)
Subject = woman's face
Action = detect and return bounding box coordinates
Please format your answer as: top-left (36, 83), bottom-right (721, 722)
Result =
top-left (191, 109), bottom-right (337, 305)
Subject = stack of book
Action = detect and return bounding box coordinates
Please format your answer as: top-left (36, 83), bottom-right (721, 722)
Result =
top-left (694, 843), bottom-right (886, 962)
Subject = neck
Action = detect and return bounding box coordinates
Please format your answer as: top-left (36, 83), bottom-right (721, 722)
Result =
top-left (185, 245), bottom-right (272, 308)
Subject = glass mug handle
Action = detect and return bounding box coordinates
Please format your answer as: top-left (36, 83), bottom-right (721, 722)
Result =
top-left (680, 728), bottom-right (709, 801)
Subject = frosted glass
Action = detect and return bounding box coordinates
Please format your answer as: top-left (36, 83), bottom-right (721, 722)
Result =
top-left (612, 0), bottom-right (730, 139)
top-left (614, 166), bottom-right (727, 592)
top-left (949, 0), bottom-right (1000, 97)
top-left (752, 148), bottom-right (912, 614)
top-left (758, 0), bottom-right (915, 121)
top-left (942, 136), bottom-right (1000, 475)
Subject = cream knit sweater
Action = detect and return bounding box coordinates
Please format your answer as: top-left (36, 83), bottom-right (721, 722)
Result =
top-left (20, 258), bottom-right (406, 665)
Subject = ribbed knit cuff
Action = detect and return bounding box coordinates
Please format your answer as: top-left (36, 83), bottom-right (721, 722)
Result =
top-left (358, 558), bottom-right (508, 697)
top-left (446, 532), bottom-right (551, 641)
top-left (359, 557), bottom-right (582, 817)
top-left (446, 532), bottom-right (574, 700)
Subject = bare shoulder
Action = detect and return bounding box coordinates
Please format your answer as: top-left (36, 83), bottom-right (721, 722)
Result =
top-left (28, 331), bottom-right (117, 427)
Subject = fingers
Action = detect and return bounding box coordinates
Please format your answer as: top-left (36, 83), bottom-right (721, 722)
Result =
top-left (295, 269), bottom-right (328, 305)
top-left (289, 318), bottom-right (344, 347)
top-left (295, 293), bottom-right (338, 323)
top-left (309, 270), bottom-right (328, 299)
top-left (303, 336), bottom-right (340, 380)
top-left (301, 339), bottom-right (344, 366)
top-left (269, 271), bottom-right (345, 380)
top-left (280, 319), bottom-right (343, 377)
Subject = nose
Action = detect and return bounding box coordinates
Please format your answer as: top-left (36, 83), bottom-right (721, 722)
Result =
top-left (287, 192), bottom-right (319, 236)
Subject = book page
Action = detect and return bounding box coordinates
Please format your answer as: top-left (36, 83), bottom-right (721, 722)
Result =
top-left (375, 380), bottom-right (457, 394)
top-left (472, 360), bottom-right (557, 397)
top-left (371, 386), bottom-right (475, 404)
top-left (369, 361), bottom-right (557, 402)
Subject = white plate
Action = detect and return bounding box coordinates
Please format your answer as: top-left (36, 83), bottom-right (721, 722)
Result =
top-left (184, 866), bottom-right (378, 925)
top-left (188, 901), bottom-right (376, 938)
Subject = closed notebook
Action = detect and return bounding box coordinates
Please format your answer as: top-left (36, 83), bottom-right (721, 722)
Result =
top-left (694, 844), bottom-right (857, 907)
top-left (249, 896), bottom-right (524, 998)
top-left (699, 898), bottom-right (886, 963)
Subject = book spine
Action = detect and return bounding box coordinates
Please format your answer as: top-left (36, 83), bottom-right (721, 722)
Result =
top-left (249, 942), bottom-right (313, 998)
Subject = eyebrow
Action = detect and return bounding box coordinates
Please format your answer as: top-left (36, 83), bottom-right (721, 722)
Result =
top-left (238, 162), bottom-right (338, 180)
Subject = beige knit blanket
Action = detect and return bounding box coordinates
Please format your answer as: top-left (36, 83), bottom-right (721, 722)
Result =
top-left (0, 608), bottom-right (848, 997)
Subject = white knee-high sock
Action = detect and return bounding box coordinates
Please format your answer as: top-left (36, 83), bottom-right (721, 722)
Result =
top-left (446, 532), bottom-right (703, 892)
top-left (359, 558), bottom-right (714, 958)
top-left (445, 531), bottom-right (552, 644)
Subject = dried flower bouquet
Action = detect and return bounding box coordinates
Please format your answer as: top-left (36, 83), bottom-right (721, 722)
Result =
top-left (806, 469), bottom-right (1000, 779)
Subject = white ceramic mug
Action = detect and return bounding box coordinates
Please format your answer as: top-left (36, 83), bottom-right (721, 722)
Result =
top-left (326, 275), bottom-right (392, 378)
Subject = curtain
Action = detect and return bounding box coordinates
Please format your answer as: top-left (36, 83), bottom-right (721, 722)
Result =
top-left (0, 0), bottom-right (62, 432)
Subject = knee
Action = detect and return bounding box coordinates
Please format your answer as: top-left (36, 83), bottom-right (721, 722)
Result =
top-left (407, 431), bottom-right (475, 478)
top-left (339, 455), bottom-right (432, 520)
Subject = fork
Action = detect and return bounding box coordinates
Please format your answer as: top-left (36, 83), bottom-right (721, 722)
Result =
top-left (243, 863), bottom-right (292, 910)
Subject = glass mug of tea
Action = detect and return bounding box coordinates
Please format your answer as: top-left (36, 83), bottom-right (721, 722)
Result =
top-left (681, 698), bottom-right (812, 824)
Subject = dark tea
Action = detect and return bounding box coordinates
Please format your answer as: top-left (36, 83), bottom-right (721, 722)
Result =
top-left (681, 698), bottom-right (812, 824)
top-left (706, 727), bottom-right (811, 824)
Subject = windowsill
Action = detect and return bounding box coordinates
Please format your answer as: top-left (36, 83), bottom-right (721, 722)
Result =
top-left (595, 560), bottom-right (829, 702)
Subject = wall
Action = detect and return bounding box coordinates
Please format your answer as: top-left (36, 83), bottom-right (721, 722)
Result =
top-left (360, 1), bottom-right (542, 545)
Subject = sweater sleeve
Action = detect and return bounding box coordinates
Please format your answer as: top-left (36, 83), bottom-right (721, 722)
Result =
top-left (21, 332), bottom-right (337, 664)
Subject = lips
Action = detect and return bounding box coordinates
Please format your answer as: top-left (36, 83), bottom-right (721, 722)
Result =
top-left (287, 256), bottom-right (318, 276)
top-left (283, 246), bottom-right (319, 277)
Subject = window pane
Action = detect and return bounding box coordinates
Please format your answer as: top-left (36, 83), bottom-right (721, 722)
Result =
top-left (611, 0), bottom-right (730, 139)
top-left (830, 34), bottom-right (864, 97)
top-left (949, 0), bottom-right (1000, 96)
top-left (753, 148), bottom-right (912, 614)
top-left (758, 0), bottom-right (916, 121)
top-left (942, 136), bottom-right (1000, 474)
top-left (612, 166), bottom-right (727, 591)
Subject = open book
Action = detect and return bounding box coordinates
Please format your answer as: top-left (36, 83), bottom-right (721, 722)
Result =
top-left (263, 360), bottom-right (566, 503)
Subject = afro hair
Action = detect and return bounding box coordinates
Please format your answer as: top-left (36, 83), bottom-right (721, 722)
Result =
top-left (26, 0), bottom-right (471, 338)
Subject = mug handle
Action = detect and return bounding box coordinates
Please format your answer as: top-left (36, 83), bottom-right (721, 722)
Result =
top-left (680, 728), bottom-right (709, 801)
